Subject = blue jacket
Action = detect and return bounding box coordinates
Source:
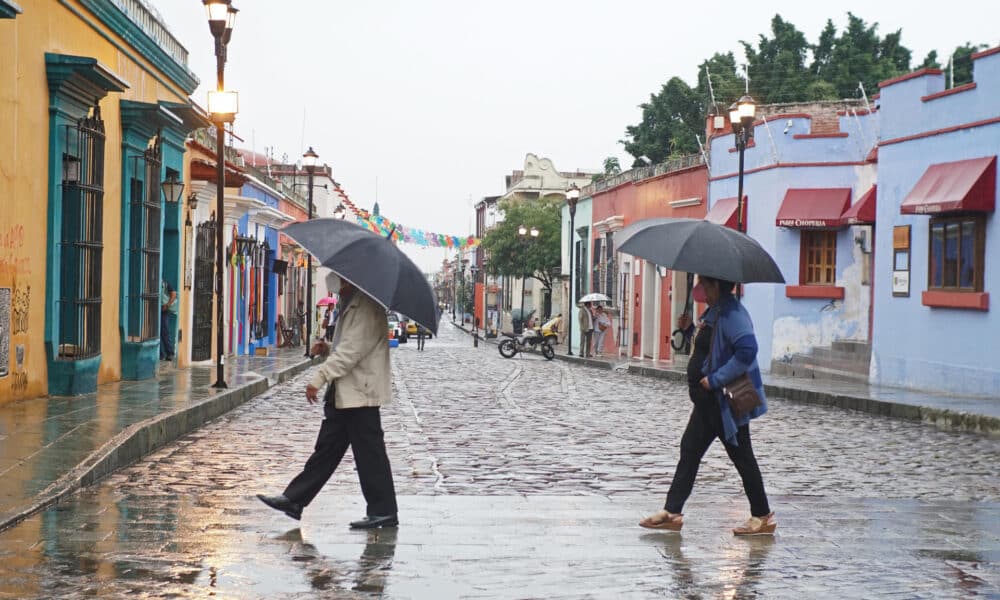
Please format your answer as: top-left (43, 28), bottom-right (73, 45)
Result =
top-left (701, 293), bottom-right (767, 445)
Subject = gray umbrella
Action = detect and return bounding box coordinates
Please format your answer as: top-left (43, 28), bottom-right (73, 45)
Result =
top-left (282, 218), bottom-right (438, 334)
top-left (615, 217), bottom-right (784, 284)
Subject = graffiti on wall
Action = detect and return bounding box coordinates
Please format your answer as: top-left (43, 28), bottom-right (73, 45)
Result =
top-left (11, 285), bottom-right (28, 335)
top-left (0, 288), bottom-right (8, 378)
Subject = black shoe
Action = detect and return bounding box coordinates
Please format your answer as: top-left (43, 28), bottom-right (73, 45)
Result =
top-left (257, 494), bottom-right (302, 520)
top-left (349, 514), bottom-right (398, 529)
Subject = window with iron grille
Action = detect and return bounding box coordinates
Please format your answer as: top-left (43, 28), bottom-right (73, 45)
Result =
top-left (800, 230), bottom-right (838, 285)
top-left (604, 232), bottom-right (616, 299)
top-left (59, 104), bottom-right (105, 359)
top-left (928, 216), bottom-right (985, 291)
top-left (127, 135), bottom-right (163, 341)
top-left (592, 237), bottom-right (603, 295)
top-left (574, 238), bottom-right (587, 299)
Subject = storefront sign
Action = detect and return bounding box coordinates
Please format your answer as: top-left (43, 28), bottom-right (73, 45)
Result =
top-left (892, 225), bottom-right (910, 297)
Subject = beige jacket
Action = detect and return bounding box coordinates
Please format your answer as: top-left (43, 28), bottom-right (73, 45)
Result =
top-left (308, 290), bottom-right (391, 409)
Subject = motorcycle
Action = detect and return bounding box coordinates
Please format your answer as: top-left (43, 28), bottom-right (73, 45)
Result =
top-left (498, 323), bottom-right (557, 361)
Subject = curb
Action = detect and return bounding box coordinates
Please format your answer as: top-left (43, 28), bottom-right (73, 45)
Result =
top-left (0, 356), bottom-right (322, 532)
top-left (450, 322), bottom-right (999, 435)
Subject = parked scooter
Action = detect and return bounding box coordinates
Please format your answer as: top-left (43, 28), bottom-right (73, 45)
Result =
top-left (498, 326), bottom-right (556, 360)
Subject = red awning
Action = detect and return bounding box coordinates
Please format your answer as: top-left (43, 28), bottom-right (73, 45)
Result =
top-left (775, 188), bottom-right (852, 228)
top-left (705, 196), bottom-right (743, 230)
top-left (900, 156), bottom-right (996, 215)
top-left (842, 185), bottom-right (876, 225)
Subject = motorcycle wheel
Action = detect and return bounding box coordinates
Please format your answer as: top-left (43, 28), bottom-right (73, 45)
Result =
top-left (541, 343), bottom-right (555, 361)
top-left (498, 339), bottom-right (518, 358)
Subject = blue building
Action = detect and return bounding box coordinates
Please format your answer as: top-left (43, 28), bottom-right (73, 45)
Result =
top-left (707, 103), bottom-right (879, 374)
top-left (872, 47), bottom-right (999, 395)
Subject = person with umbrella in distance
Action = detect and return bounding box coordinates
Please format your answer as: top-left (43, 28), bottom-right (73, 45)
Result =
top-left (258, 218), bottom-right (438, 529)
top-left (616, 218), bottom-right (781, 536)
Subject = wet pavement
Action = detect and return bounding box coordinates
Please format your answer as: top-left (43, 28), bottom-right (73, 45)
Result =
top-left (0, 326), bottom-right (998, 598)
top-left (0, 349), bottom-right (311, 529)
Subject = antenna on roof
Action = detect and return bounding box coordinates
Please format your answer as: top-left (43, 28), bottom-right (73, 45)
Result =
top-left (704, 64), bottom-right (719, 114)
top-left (857, 82), bottom-right (871, 114)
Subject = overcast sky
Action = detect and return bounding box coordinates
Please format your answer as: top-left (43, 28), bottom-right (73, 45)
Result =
top-left (157, 1), bottom-right (999, 272)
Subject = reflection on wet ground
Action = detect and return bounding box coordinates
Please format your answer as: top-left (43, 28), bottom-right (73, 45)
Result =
top-left (0, 350), bottom-right (308, 527)
top-left (0, 493), bottom-right (997, 599)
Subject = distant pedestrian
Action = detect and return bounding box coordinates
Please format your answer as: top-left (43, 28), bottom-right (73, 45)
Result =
top-left (416, 323), bottom-right (427, 351)
top-left (160, 279), bottom-right (177, 361)
top-left (258, 276), bottom-right (398, 529)
top-left (592, 305), bottom-right (611, 357)
top-left (323, 305), bottom-right (337, 342)
top-left (577, 301), bottom-right (594, 357)
top-left (640, 276), bottom-right (774, 536)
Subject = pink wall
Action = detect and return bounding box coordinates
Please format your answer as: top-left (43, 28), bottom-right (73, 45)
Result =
top-left (591, 164), bottom-right (708, 359)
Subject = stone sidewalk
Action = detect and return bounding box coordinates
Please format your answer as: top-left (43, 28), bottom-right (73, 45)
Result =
top-left (456, 321), bottom-right (1000, 435)
top-left (0, 348), bottom-right (317, 531)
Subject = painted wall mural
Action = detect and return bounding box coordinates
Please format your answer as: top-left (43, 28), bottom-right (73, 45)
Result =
top-left (0, 288), bottom-right (9, 378)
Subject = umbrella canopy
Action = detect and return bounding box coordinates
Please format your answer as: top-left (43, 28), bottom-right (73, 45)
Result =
top-left (615, 218), bottom-right (784, 284)
top-left (282, 218), bottom-right (439, 334)
top-left (578, 292), bottom-right (611, 303)
top-left (316, 296), bottom-right (337, 307)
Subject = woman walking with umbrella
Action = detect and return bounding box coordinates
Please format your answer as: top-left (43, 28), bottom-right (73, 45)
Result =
top-left (615, 218), bottom-right (782, 536)
top-left (639, 276), bottom-right (774, 535)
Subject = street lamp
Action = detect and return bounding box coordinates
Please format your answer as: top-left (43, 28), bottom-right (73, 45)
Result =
top-left (205, 0), bottom-right (238, 389)
top-left (301, 146), bottom-right (318, 356)
top-left (728, 95), bottom-right (756, 234)
top-left (517, 224), bottom-right (539, 333)
top-left (565, 183), bottom-right (580, 355)
top-left (469, 264), bottom-right (479, 346)
top-left (160, 173), bottom-right (185, 204)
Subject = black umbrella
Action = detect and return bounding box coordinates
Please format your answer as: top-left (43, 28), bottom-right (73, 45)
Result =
top-left (282, 218), bottom-right (438, 334)
top-left (615, 217), bottom-right (784, 284)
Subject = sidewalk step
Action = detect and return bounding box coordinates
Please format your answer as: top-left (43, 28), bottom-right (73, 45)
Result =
top-left (788, 353), bottom-right (871, 375)
top-left (771, 360), bottom-right (871, 383)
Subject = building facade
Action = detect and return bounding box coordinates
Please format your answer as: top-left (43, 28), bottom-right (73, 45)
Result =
top-left (871, 48), bottom-right (1000, 395)
top-left (0, 0), bottom-right (204, 400)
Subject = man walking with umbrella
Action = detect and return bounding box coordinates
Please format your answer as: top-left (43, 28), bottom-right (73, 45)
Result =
top-left (577, 301), bottom-right (594, 358)
top-left (258, 274), bottom-right (398, 529)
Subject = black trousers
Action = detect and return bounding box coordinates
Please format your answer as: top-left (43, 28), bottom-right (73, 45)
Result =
top-left (416, 331), bottom-right (425, 350)
top-left (283, 399), bottom-right (398, 516)
top-left (665, 391), bottom-right (770, 517)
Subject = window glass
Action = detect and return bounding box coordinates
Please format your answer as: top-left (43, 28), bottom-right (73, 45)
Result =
top-left (960, 221), bottom-right (975, 289)
top-left (944, 223), bottom-right (959, 287)
top-left (930, 223), bottom-right (944, 288)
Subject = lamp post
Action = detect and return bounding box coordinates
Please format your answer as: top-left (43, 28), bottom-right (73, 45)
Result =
top-left (451, 257), bottom-right (458, 322)
top-left (565, 183), bottom-right (580, 355)
top-left (517, 224), bottom-right (539, 332)
top-left (204, 0), bottom-right (238, 389)
top-left (728, 95), bottom-right (756, 234)
top-left (301, 146), bottom-right (318, 356)
top-left (729, 95), bottom-right (755, 299)
top-left (469, 264), bottom-right (479, 346)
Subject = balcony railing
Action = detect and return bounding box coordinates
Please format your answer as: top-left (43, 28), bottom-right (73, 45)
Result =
top-left (110, 0), bottom-right (189, 67)
top-left (582, 154), bottom-right (705, 197)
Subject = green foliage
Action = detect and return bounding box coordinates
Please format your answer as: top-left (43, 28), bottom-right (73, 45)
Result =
top-left (621, 13), bottom-right (986, 165)
top-left (921, 50), bottom-right (941, 69)
top-left (603, 156), bottom-right (621, 175)
top-left (479, 197), bottom-right (563, 290)
top-left (621, 76), bottom-right (702, 166)
top-left (741, 15), bottom-right (813, 103)
top-left (950, 43), bottom-right (988, 86)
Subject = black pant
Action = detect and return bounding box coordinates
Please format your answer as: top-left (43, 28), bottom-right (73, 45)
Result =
top-left (665, 392), bottom-right (770, 517)
top-left (283, 399), bottom-right (398, 516)
top-left (417, 331), bottom-right (425, 350)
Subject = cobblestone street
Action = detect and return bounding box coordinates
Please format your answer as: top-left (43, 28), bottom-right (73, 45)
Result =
top-left (0, 325), bottom-right (998, 598)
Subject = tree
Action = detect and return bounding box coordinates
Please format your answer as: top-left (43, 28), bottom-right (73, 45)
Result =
top-left (620, 76), bottom-right (701, 166)
top-left (479, 197), bottom-right (562, 293)
top-left (603, 156), bottom-right (621, 175)
top-left (741, 15), bottom-right (814, 103)
top-left (920, 50), bottom-right (941, 69)
top-left (949, 43), bottom-right (988, 86)
top-left (696, 53), bottom-right (745, 116)
top-left (823, 13), bottom-right (911, 99)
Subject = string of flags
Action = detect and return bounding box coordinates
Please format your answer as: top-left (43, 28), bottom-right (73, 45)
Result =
top-left (332, 184), bottom-right (481, 250)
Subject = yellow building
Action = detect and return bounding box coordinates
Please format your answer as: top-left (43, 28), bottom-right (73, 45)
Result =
top-left (0, 0), bottom-right (208, 402)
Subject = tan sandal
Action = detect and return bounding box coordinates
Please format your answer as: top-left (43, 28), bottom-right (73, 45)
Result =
top-left (733, 512), bottom-right (776, 536)
top-left (639, 511), bottom-right (683, 531)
